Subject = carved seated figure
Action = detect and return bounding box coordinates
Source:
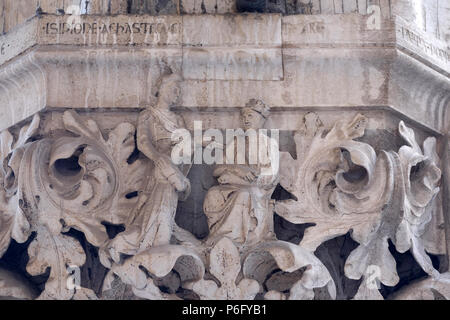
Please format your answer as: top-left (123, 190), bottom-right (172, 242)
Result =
top-left (203, 99), bottom-right (279, 248)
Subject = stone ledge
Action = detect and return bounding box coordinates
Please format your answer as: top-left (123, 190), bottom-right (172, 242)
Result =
top-left (0, 46), bottom-right (447, 133)
top-left (1, 13), bottom-right (393, 64)
top-left (1, 13), bottom-right (447, 75)
top-left (0, 13), bottom-right (447, 134)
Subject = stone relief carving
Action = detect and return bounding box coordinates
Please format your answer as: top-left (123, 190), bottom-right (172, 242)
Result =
top-left (275, 112), bottom-right (447, 299)
top-left (202, 99), bottom-right (278, 248)
top-left (0, 70), bottom-right (447, 300)
top-left (104, 71), bottom-right (191, 264)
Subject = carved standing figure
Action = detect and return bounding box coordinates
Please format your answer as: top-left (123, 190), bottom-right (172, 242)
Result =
top-left (203, 99), bottom-right (279, 248)
top-left (107, 71), bottom-right (190, 261)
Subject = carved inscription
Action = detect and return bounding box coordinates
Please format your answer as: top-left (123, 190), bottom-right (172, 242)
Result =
top-left (43, 21), bottom-right (180, 36)
top-left (39, 16), bottom-right (182, 46)
top-left (300, 22), bottom-right (325, 34)
top-left (283, 20), bottom-right (326, 37)
top-left (399, 26), bottom-right (449, 64)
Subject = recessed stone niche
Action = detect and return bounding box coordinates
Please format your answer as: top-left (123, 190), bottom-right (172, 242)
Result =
top-left (0, 0), bottom-right (448, 300)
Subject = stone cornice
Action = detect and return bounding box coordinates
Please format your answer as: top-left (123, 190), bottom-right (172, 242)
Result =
top-left (0, 13), bottom-right (447, 71)
top-left (0, 13), bottom-right (448, 132)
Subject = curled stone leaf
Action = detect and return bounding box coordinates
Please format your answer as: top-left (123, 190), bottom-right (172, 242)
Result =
top-left (26, 227), bottom-right (94, 300)
top-left (243, 240), bottom-right (336, 300)
top-left (0, 115), bottom-right (40, 257)
top-left (107, 245), bottom-right (204, 300)
top-left (0, 267), bottom-right (38, 300)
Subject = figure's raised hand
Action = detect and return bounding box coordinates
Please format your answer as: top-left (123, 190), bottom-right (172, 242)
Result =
top-left (167, 172), bottom-right (189, 192)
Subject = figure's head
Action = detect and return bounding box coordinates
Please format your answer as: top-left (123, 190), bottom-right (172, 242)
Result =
top-left (240, 99), bottom-right (270, 130)
top-left (157, 71), bottom-right (182, 107)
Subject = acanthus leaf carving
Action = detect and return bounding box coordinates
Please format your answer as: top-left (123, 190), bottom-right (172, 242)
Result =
top-left (186, 237), bottom-right (260, 300)
top-left (105, 245), bottom-right (205, 300)
top-left (46, 110), bottom-right (149, 248)
top-left (276, 113), bottom-right (445, 296)
top-left (0, 114), bottom-right (40, 257)
top-left (0, 104), bottom-right (447, 300)
top-left (275, 113), bottom-right (390, 252)
top-left (26, 227), bottom-right (94, 300)
top-left (393, 122), bottom-right (442, 279)
top-left (243, 240), bottom-right (336, 300)
top-left (0, 109), bottom-right (151, 299)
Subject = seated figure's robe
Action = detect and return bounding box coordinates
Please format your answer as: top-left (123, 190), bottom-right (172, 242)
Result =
top-left (203, 133), bottom-right (279, 248)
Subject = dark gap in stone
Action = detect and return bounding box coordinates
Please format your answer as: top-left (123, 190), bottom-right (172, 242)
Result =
top-left (266, 0), bottom-right (286, 14)
top-left (379, 239), bottom-right (441, 299)
top-left (263, 267), bottom-right (306, 294)
top-left (174, 213), bottom-right (209, 240)
top-left (430, 288), bottom-right (446, 300)
top-left (343, 166), bottom-right (367, 183)
top-left (158, 285), bottom-right (170, 293)
top-left (53, 147), bottom-right (84, 177)
top-left (273, 213), bottom-right (314, 245)
top-left (118, 253), bottom-right (134, 264)
top-left (355, 129), bottom-right (405, 154)
top-left (175, 164), bottom-right (214, 240)
top-left (236, 0), bottom-right (267, 13)
top-left (127, 0), bottom-right (133, 13)
top-left (126, 131), bottom-right (140, 164)
top-left (410, 161), bottom-right (425, 182)
top-left (254, 292), bottom-right (265, 300)
top-left (153, 270), bottom-right (180, 294)
top-left (101, 222), bottom-right (126, 240)
top-left (176, 287), bottom-right (200, 300)
top-left (60, 218), bottom-right (67, 229)
top-left (262, 268), bottom-right (281, 292)
top-left (271, 183), bottom-right (297, 201)
top-left (28, 134), bottom-right (43, 143)
top-left (4, 169), bottom-right (15, 190)
top-left (63, 228), bottom-right (109, 295)
top-left (201, 0), bottom-right (206, 14)
top-left (125, 191), bottom-right (139, 199)
top-left (138, 265), bottom-right (152, 279)
top-left (341, 149), bottom-right (367, 183)
top-left (314, 233), bottom-right (362, 300)
top-left (0, 233), bottom-right (48, 295)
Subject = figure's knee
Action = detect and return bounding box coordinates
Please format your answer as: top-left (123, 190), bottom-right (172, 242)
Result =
top-left (203, 186), bottom-right (227, 214)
